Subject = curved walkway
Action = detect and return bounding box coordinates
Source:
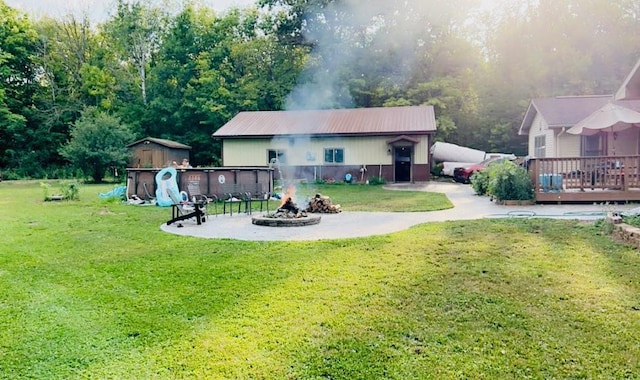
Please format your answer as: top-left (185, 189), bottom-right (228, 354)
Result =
top-left (160, 182), bottom-right (636, 241)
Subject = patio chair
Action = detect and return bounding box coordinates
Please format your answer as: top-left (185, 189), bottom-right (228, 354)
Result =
top-left (186, 179), bottom-right (217, 216)
top-left (166, 189), bottom-right (206, 226)
top-left (246, 191), bottom-right (271, 213)
top-left (223, 192), bottom-right (251, 216)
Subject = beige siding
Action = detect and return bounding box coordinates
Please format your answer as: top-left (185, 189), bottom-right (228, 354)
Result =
top-left (528, 113), bottom-right (559, 158)
top-left (223, 139), bottom-right (268, 166)
top-left (556, 131), bottom-right (581, 157)
top-left (222, 136), bottom-right (430, 166)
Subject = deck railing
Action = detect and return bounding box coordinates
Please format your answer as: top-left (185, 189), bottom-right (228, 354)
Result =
top-left (528, 156), bottom-right (640, 203)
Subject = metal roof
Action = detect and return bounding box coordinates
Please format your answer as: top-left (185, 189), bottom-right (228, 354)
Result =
top-left (127, 137), bottom-right (192, 149)
top-left (212, 106), bottom-right (436, 138)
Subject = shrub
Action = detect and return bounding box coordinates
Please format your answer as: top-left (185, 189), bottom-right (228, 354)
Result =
top-left (368, 176), bottom-right (386, 185)
top-left (470, 169), bottom-right (490, 195)
top-left (40, 182), bottom-right (52, 201)
top-left (40, 181), bottom-right (81, 201)
top-left (61, 181), bottom-right (81, 201)
top-left (431, 163), bottom-right (443, 176)
top-left (623, 215), bottom-right (640, 228)
top-left (486, 160), bottom-right (534, 201)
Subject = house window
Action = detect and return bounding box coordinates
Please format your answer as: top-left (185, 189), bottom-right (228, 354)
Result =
top-left (324, 148), bottom-right (344, 163)
top-left (268, 149), bottom-right (286, 164)
top-left (534, 135), bottom-right (546, 157)
top-left (583, 134), bottom-right (605, 157)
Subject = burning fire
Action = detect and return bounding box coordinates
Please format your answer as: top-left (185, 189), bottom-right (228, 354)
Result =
top-left (279, 184), bottom-right (296, 208)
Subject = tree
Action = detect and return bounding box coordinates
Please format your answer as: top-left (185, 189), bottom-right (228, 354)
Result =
top-left (59, 108), bottom-right (134, 183)
top-left (0, 1), bottom-right (40, 173)
top-left (30, 15), bottom-right (109, 176)
top-left (102, 0), bottom-right (167, 105)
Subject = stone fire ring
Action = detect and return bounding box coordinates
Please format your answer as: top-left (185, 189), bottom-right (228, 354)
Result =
top-left (252, 214), bottom-right (321, 227)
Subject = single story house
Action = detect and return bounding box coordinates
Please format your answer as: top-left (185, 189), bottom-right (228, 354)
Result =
top-left (127, 137), bottom-right (191, 168)
top-left (519, 57), bottom-right (640, 158)
top-left (212, 106), bottom-right (437, 183)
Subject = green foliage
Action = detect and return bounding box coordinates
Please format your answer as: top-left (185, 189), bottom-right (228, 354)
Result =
top-left (431, 162), bottom-right (443, 176)
top-left (594, 218), bottom-right (615, 235)
top-left (40, 180), bottom-right (81, 200)
top-left (367, 176), bottom-right (387, 185)
top-left (0, 2), bottom-right (39, 169)
top-left (470, 168), bottom-right (490, 195)
top-left (61, 180), bottom-right (81, 200)
top-left (622, 215), bottom-right (640, 228)
top-left (474, 160), bottom-right (534, 201)
top-left (39, 181), bottom-right (51, 200)
top-left (59, 107), bottom-right (134, 183)
top-left (4, 0), bottom-right (640, 175)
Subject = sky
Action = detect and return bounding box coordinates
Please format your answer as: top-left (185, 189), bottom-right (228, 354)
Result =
top-left (5, 0), bottom-right (257, 22)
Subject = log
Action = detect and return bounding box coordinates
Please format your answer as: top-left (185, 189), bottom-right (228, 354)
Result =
top-left (306, 193), bottom-right (341, 213)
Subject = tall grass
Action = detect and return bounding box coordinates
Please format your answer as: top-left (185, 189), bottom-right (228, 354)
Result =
top-left (0, 181), bottom-right (638, 379)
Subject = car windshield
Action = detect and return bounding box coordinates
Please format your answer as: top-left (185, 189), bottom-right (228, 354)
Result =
top-left (479, 157), bottom-right (502, 165)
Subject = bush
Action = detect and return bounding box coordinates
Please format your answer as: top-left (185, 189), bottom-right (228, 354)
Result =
top-left (61, 181), bottom-right (81, 200)
top-left (622, 215), bottom-right (640, 228)
top-left (368, 176), bottom-right (386, 185)
top-left (470, 169), bottom-right (490, 195)
top-left (40, 181), bottom-right (81, 201)
top-left (471, 160), bottom-right (533, 201)
top-left (486, 160), bottom-right (534, 201)
top-left (431, 163), bottom-right (443, 176)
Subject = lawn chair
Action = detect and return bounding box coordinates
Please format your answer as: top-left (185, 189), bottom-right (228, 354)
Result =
top-left (166, 189), bottom-right (206, 226)
top-left (246, 191), bottom-right (271, 214)
top-left (186, 179), bottom-right (217, 216)
top-left (223, 192), bottom-right (250, 215)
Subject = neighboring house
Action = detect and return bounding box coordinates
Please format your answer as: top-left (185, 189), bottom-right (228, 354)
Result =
top-left (519, 57), bottom-right (640, 158)
top-left (212, 106), bottom-right (437, 183)
top-left (127, 137), bottom-right (191, 168)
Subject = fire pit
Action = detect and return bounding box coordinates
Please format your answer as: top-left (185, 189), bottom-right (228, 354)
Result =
top-left (251, 214), bottom-right (321, 227)
top-left (251, 185), bottom-right (322, 227)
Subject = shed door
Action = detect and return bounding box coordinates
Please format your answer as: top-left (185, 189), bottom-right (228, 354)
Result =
top-left (394, 146), bottom-right (412, 182)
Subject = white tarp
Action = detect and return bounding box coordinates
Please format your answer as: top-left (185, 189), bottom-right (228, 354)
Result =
top-left (430, 142), bottom-right (486, 163)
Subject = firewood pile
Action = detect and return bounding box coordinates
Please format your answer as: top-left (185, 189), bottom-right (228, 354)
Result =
top-left (305, 193), bottom-right (341, 213)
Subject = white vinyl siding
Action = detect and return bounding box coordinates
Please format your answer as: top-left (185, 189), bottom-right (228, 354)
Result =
top-left (534, 135), bottom-right (546, 158)
top-left (527, 113), bottom-right (556, 157)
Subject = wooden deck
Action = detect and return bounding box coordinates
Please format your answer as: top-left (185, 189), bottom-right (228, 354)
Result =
top-left (529, 156), bottom-right (640, 203)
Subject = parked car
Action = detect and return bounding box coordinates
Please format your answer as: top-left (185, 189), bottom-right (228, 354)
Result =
top-left (440, 161), bottom-right (477, 177)
top-left (453, 156), bottom-right (515, 184)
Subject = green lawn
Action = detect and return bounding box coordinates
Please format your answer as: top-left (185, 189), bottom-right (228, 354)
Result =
top-left (1, 181), bottom-right (639, 379)
top-left (283, 182), bottom-right (453, 212)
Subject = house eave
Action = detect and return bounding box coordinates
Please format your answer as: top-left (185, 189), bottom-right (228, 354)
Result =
top-left (214, 131), bottom-right (434, 140)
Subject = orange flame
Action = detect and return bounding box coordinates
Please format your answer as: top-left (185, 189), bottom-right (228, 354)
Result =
top-left (279, 184), bottom-right (296, 208)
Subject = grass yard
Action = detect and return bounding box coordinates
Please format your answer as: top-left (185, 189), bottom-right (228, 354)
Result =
top-left (1, 181), bottom-right (639, 379)
top-left (285, 182), bottom-right (453, 212)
